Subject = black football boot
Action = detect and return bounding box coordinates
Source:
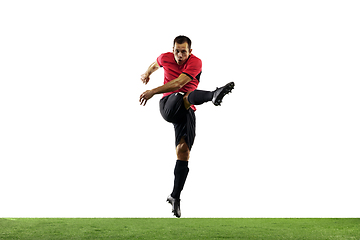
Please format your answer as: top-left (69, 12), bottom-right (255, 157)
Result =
top-left (212, 82), bottom-right (235, 106)
top-left (167, 195), bottom-right (181, 218)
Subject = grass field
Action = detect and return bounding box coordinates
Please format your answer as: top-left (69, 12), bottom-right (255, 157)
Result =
top-left (0, 218), bottom-right (359, 239)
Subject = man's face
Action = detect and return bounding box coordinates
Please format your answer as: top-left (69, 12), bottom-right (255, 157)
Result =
top-left (173, 42), bottom-right (192, 65)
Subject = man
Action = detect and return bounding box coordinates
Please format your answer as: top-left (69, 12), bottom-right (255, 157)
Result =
top-left (139, 35), bottom-right (234, 218)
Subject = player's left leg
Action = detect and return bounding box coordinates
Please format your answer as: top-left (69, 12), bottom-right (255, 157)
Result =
top-left (183, 92), bottom-right (192, 110)
top-left (183, 81), bottom-right (235, 109)
top-left (185, 89), bottom-right (213, 107)
top-left (160, 93), bottom-right (187, 123)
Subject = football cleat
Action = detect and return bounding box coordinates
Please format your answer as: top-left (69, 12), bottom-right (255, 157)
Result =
top-left (167, 195), bottom-right (181, 218)
top-left (212, 82), bottom-right (235, 106)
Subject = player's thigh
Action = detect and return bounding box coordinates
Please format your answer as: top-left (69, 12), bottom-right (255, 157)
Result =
top-left (160, 93), bottom-right (187, 123)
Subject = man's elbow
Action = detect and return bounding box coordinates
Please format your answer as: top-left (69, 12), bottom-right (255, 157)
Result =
top-left (175, 75), bottom-right (191, 90)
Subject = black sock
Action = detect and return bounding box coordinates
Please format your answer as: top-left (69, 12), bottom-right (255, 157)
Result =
top-left (171, 160), bottom-right (189, 199)
top-left (187, 90), bottom-right (214, 105)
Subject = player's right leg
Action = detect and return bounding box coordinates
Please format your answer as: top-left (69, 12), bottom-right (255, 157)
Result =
top-left (159, 93), bottom-right (195, 218)
top-left (168, 138), bottom-right (190, 218)
top-left (176, 137), bottom-right (190, 161)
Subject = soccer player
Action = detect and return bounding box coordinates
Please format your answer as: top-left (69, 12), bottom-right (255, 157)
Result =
top-left (139, 35), bottom-right (234, 218)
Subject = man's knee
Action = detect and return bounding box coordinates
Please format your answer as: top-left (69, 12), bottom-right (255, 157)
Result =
top-left (183, 92), bottom-right (192, 110)
top-left (176, 140), bottom-right (190, 161)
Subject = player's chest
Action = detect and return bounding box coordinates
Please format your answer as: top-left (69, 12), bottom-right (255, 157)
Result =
top-left (164, 63), bottom-right (186, 75)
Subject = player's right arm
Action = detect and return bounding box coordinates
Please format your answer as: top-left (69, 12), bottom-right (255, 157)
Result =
top-left (141, 61), bottom-right (160, 85)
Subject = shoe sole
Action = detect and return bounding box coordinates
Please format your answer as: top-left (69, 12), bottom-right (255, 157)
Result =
top-left (214, 82), bottom-right (235, 106)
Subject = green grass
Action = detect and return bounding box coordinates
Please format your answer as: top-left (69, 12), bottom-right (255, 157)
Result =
top-left (0, 218), bottom-right (359, 239)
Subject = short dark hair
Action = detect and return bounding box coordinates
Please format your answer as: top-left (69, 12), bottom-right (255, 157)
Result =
top-left (173, 35), bottom-right (192, 50)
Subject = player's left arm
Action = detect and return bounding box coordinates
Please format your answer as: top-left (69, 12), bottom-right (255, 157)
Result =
top-left (152, 73), bottom-right (191, 95)
top-left (139, 74), bottom-right (191, 106)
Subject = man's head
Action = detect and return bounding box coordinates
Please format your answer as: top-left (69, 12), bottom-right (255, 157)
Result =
top-left (173, 35), bottom-right (192, 65)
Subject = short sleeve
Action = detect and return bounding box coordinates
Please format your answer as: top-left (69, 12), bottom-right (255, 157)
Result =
top-left (183, 56), bottom-right (202, 80)
top-left (156, 53), bottom-right (165, 67)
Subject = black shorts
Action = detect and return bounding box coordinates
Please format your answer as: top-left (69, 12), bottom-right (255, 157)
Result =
top-left (159, 93), bottom-right (196, 150)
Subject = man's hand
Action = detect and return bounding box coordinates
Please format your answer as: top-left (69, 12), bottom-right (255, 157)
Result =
top-left (139, 90), bottom-right (155, 106)
top-left (141, 73), bottom-right (150, 85)
top-left (140, 61), bottom-right (160, 85)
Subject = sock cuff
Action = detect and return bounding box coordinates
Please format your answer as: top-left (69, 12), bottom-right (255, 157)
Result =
top-left (176, 160), bottom-right (189, 167)
top-left (187, 90), bottom-right (213, 105)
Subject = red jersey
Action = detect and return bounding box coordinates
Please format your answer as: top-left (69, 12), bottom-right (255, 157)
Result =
top-left (157, 52), bottom-right (202, 110)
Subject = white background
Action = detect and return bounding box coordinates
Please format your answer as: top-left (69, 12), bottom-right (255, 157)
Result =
top-left (1, 0), bottom-right (359, 218)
